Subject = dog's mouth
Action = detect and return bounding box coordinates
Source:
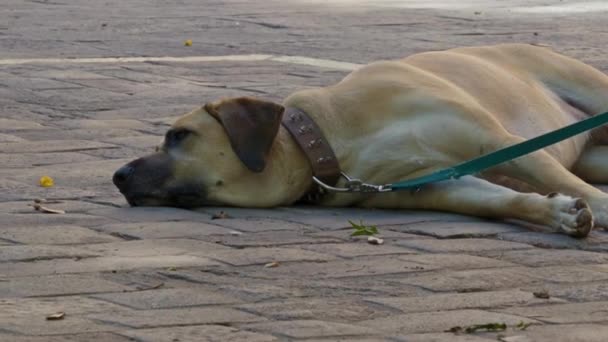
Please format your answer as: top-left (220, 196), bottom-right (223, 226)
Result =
top-left (120, 184), bottom-right (209, 209)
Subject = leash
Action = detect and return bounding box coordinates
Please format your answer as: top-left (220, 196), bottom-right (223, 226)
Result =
top-left (313, 110), bottom-right (608, 193)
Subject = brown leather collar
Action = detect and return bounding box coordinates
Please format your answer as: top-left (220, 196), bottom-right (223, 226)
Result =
top-left (281, 107), bottom-right (341, 198)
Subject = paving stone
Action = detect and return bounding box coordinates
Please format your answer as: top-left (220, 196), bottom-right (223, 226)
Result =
top-left (100, 269), bottom-right (192, 291)
top-left (0, 140), bottom-right (117, 153)
top-left (5, 198), bottom-right (113, 214)
top-left (396, 268), bottom-right (544, 292)
top-left (3, 254), bottom-right (221, 277)
top-left (30, 69), bottom-right (114, 80)
top-left (397, 253), bottom-right (515, 270)
top-left (496, 324), bottom-right (608, 342)
top-left (0, 200), bottom-right (111, 215)
top-left (0, 179), bottom-right (99, 202)
top-left (276, 207), bottom-right (482, 230)
top-left (93, 221), bottom-right (233, 239)
top-left (0, 133), bottom-right (26, 142)
top-left (54, 119), bottom-right (152, 130)
top-left (165, 268), bottom-right (430, 300)
top-left (0, 118), bottom-right (45, 130)
top-left (0, 225), bottom-right (119, 245)
top-left (234, 255), bottom-right (437, 279)
top-left (0, 332), bottom-right (136, 342)
top-left (0, 274), bottom-right (131, 298)
top-left (231, 253), bottom-right (509, 280)
top-left (195, 206), bottom-right (308, 221)
top-left (87, 207), bottom-right (212, 223)
top-left (587, 263), bottom-right (608, 273)
top-left (397, 333), bottom-right (495, 342)
top-left (497, 231), bottom-right (608, 252)
top-left (367, 289), bottom-right (565, 313)
top-left (0, 296), bottom-right (125, 319)
top-left (63, 79), bottom-right (152, 95)
top-left (296, 241), bottom-right (418, 258)
top-left (386, 221), bottom-right (526, 238)
top-left (204, 230), bottom-right (342, 248)
top-left (81, 145), bottom-right (150, 159)
top-left (498, 301), bottom-right (608, 324)
top-left (82, 238), bottom-right (231, 257)
top-left (92, 287), bottom-right (240, 309)
top-left (91, 104), bottom-right (195, 121)
top-left (359, 309), bottom-right (538, 334)
top-left (121, 325), bottom-right (277, 342)
top-left (17, 128), bottom-right (148, 142)
top-left (1, 316), bottom-right (112, 336)
top-left (0, 76), bottom-right (81, 91)
top-left (239, 297), bottom-right (395, 322)
top-left (309, 229), bottom-right (433, 242)
top-left (513, 265), bottom-right (608, 283)
top-left (102, 135), bottom-right (161, 149)
top-left (192, 246), bottom-right (337, 266)
top-left (524, 281), bottom-right (608, 302)
top-left (0, 245), bottom-right (99, 262)
top-left (395, 238), bottom-right (532, 253)
top-left (243, 320), bottom-right (378, 339)
top-left (88, 307), bottom-right (264, 328)
top-left (0, 158), bottom-right (128, 189)
top-left (480, 248), bottom-right (608, 267)
top-left (208, 217), bottom-right (319, 232)
top-left (0, 213), bottom-right (115, 229)
top-left (304, 339), bottom-right (392, 342)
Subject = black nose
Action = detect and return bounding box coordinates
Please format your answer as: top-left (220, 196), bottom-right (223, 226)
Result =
top-left (113, 165), bottom-right (134, 189)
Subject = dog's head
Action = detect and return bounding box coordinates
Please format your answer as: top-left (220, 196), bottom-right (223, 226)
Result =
top-left (112, 97), bottom-right (287, 208)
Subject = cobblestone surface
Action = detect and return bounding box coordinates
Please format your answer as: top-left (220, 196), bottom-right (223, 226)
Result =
top-left (2, 1), bottom-right (608, 341)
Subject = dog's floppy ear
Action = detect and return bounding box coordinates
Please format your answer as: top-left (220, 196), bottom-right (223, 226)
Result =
top-left (205, 97), bottom-right (284, 172)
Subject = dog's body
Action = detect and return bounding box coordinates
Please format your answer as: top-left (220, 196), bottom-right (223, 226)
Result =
top-left (114, 43), bottom-right (608, 237)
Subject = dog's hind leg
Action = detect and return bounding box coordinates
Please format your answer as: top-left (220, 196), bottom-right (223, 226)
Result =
top-left (572, 146), bottom-right (608, 184)
top-left (362, 176), bottom-right (593, 237)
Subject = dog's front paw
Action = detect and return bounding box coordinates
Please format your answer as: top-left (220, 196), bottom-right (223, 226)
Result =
top-left (550, 195), bottom-right (593, 237)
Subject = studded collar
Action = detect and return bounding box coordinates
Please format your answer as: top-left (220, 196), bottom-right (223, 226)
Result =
top-left (281, 107), bottom-right (341, 198)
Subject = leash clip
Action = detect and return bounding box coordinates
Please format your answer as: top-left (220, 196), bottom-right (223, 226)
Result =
top-left (313, 172), bottom-right (393, 193)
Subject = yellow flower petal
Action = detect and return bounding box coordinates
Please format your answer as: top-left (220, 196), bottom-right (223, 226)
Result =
top-left (184, 39), bottom-right (193, 46)
top-left (39, 176), bottom-right (54, 188)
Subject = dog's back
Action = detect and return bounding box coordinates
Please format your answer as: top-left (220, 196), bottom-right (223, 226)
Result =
top-left (286, 43), bottom-right (608, 169)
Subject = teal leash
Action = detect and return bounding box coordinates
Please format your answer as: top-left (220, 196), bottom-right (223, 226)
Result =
top-left (312, 110), bottom-right (608, 193)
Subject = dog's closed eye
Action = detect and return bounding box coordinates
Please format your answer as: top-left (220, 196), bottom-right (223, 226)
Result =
top-left (165, 129), bottom-right (193, 148)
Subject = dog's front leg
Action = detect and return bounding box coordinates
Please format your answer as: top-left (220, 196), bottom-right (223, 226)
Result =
top-left (361, 176), bottom-right (593, 237)
top-left (489, 136), bottom-right (608, 228)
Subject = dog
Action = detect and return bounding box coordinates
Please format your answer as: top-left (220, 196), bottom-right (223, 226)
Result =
top-left (113, 43), bottom-right (608, 237)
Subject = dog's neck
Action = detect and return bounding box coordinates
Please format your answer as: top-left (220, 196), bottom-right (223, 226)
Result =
top-left (266, 127), bottom-right (316, 204)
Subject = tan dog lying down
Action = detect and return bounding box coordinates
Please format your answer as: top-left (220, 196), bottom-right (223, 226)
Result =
top-left (113, 43), bottom-right (608, 237)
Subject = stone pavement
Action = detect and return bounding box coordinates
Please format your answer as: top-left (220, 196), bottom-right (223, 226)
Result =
top-left (2, 1), bottom-right (608, 341)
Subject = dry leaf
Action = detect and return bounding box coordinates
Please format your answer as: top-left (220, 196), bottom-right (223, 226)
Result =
top-left (264, 261), bottom-right (280, 268)
top-left (33, 204), bottom-right (65, 214)
top-left (33, 198), bottom-right (63, 204)
top-left (39, 175), bottom-right (54, 187)
top-left (184, 39), bottom-right (193, 46)
top-left (533, 290), bottom-right (550, 299)
top-left (46, 312), bottom-right (65, 320)
top-left (367, 236), bottom-right (384, 245)
top-left (212, 211), bottom-right (230, 219)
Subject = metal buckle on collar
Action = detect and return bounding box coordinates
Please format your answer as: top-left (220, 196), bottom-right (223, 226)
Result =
top-left (312, 172), bottom-right (393, 193)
